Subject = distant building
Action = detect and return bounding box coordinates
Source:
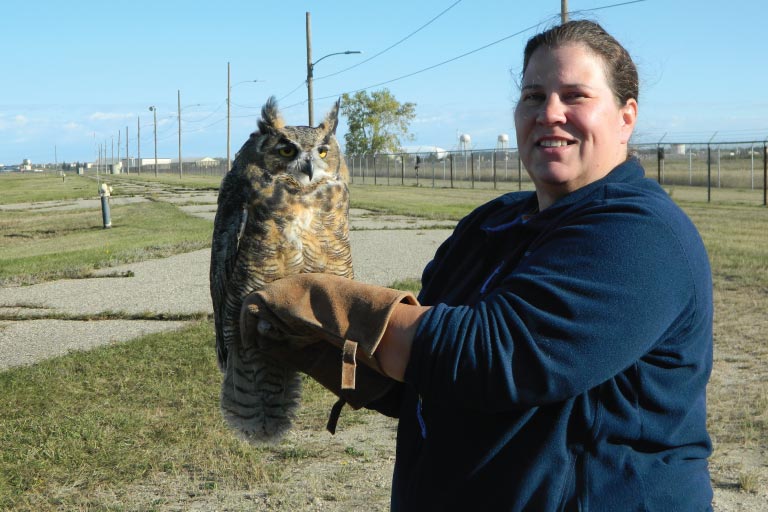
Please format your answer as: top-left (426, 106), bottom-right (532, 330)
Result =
top-left (169, 156), bottom-right (220, 167)
top-left (399, 145), bottom-right (448, 161)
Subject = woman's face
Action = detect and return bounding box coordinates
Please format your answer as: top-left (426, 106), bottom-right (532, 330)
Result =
top-left (514, 43), bottom-right (637, 209)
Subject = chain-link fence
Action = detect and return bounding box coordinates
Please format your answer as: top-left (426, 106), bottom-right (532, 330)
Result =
top-left (631, 142), bottom-right (767, 204)
top-left (65, 140), bottom-right (767, 205)
top-left (347, 150), bottom-right (534, 192)
top-left (348, 141), bottom-right (768, 205)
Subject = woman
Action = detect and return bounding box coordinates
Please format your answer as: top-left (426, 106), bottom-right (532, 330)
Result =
top-left (243, 20), bottom-right (714, 511)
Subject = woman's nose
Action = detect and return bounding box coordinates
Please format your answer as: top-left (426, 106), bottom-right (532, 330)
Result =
top-left (536, 95), bottom-right (566, 125)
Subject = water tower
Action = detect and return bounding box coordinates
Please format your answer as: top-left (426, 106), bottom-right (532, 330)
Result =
top-left (459, 133), bottom-right (471, 153)
top-left (496, 133), bottom-right (509, 151)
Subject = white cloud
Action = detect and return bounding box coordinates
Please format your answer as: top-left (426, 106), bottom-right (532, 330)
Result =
top-left (15, 115), bottom-right (28, 124)
top-left (89, 112), bottom-right (132, 121)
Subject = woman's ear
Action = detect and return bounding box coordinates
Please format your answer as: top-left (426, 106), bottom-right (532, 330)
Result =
top-left (620, 98), bottom-right (638, 143)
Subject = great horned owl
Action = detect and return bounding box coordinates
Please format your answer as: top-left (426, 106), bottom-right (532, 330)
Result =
top-left (210, 96), bottom-right (352, 443)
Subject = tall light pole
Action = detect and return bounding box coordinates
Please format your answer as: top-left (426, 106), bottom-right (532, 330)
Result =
top-left (149, 105), bottom-right (158, 177)
top-left (561, 0), bottom-right (568, 23)
top-left (226, 62), bottom-right (261, 171)
top-left (177, 96), bottom-right (202, 179)
top-left (178, 90), bottom-right (183, 178)
top-left (137, 116), bottom-right (141, 175)
top-left (305, 11), bottom-right (360, 126)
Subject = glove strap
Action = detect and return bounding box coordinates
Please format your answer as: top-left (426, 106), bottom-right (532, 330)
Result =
top-left (326, 398), bottom-right (346, 434)
top-left (341, 340), bottom-right (358, 390)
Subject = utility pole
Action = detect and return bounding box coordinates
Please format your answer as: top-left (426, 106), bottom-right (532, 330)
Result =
top-left (149, 106), bottom-right (158, 177)
top-left (227, 61), bottom-right (231, 171)
top-left (117, 130), bottom-right (122, 174)
top-left (306, 11), bottom-right (314, 126)
top-left (137, 116), bottom-right (141, 175)
top-left (178, 89), bottom-right (183, 178)
top-left (561, 0), bottom-right (568, 24)
top-left (125, 126), bottom-right (129, 174)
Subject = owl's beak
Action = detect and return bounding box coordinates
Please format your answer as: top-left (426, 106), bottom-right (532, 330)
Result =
top-left (299, 158), bottom-right (314, 180)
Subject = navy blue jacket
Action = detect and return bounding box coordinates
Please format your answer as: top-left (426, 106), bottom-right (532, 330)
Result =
top-left (386, 158), bottom-right (713, 511)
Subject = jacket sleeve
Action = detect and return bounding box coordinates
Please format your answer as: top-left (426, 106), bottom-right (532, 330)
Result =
top-left (406, 201), bottom-right (708, 411)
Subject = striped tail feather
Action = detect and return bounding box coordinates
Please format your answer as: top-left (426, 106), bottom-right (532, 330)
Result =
top-left (220, 343), bottom-right (302, 443)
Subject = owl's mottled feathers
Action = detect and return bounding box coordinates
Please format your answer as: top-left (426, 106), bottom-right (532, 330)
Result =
top-left (210, 97), bottom-right (352, 443)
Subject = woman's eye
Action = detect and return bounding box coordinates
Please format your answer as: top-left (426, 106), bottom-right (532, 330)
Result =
top-left (318, 148), bottom-right (328, 159)
top-left (521, 92), bottom-right (544, 103)
top-left (278, 147), bottom-right (297, 158)
top-left (563, 91), bottom-right (587, 101)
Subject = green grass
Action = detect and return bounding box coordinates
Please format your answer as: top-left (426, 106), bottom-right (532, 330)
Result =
top-left (0, 173), bottom-right (99, 204)
top-left (679, 202), bottom-right (768, 288)
top-left (0, 321), bottom-right (281, 510)
top-left (0, 200), bottom-right (213, 286)
top-left (106, 173), bottom-right (223, 191)
top-left (349, 183), bottom-right (512, 220)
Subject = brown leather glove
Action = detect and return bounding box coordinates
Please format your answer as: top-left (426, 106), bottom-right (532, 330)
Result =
top-left (240, 273), bottom-right (419, 432)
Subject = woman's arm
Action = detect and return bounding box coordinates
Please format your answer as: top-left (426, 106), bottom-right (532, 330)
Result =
top-left (376, 303), bottom-right (432, 381)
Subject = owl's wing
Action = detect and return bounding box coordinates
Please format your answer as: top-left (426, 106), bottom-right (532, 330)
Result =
top-left (210, 170), bottom-right (249, 370)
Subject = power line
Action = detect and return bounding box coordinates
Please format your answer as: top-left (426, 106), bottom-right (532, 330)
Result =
top-left (314, 0), bottom-right (464, 81)
top-left (277, 0), bottom-right (462, 103)
top-left (281, 0), bottom-right (647, 110)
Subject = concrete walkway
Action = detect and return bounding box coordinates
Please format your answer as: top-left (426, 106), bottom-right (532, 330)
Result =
top-left (0, 197), bottom-right (454, 371)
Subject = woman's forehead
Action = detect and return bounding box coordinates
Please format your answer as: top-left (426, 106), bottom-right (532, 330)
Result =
top-left (522, 43), bottom-right (609, 87)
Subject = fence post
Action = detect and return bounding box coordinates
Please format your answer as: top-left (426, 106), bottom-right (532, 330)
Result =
top-left (470, 151), bottom-right (475, 189)
top-left (517, 151), bottom-right (522, 191)
top-left (387, 156), bottom-right (390, 186)
top-left (492, 151), bottom-right (497, 190)
top-left (373, 154), bottom-right (377, 185)
top-left (763, 141), bottom-right (767, 206)
top-left (707, 144), bottom-right (711, 203)
top-left (657, 144), bottom-right (662, 183)
top-left (449, 154), bottom-right (454, 188)
top-left (432, 159), bottom-right (435, 188)
top-left (401, 155), bottom-right (404, 186)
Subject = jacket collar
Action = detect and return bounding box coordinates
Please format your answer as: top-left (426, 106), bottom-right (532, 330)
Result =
top-left (481, 157), bottom-right (645, 234)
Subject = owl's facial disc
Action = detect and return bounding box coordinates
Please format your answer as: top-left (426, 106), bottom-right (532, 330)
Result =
top-left (291, 150), bottom-right (332, 185)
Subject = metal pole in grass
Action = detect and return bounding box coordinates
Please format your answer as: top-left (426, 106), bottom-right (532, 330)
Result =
top-left (432, 158), bottom-right (435, 188)
top-left (149, 106), bottom-right (158, 177)
top-left (450, 153), bottom-right (454, 189)
top-left (707, 144), bottom-right (711, 203)
top-left (492, 151), bottom-right (497, 190)
top-left (763, 138), bottom-right (767, 206)
top-left (470, 151), bottom-right (475, 189)
top-left (707, 132), bottom-right (717, 203)
top-left (517, 150), bottom-right (522, 191)
top-left (657, 132), bottom-right (666, 183)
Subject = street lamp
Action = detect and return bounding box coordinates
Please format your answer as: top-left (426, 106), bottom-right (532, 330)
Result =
top-left (148, 106), bottom-right (158, 177)
top-left (226, 61), bottom-right (262, 171)
top-left (305, 12), bottom-right (360, 126)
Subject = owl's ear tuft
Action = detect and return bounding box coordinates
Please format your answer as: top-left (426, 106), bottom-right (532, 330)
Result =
top-left (319, 99), bottom-right (341, 135)
top-left (258, 96), bottom-right (285, 134)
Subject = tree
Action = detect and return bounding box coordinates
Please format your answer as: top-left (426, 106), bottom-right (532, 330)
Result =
top-left (340, 89), bottom-right (416, 155)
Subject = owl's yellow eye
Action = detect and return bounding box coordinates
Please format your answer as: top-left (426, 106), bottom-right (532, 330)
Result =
top-left (318, 148), bottom-right (328, 159)
top-left (278, 146), bottom-right (297, 158)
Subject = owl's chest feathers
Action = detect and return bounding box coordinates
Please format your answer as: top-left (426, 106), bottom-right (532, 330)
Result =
top-left (239, 180), bottom-right (350, 285)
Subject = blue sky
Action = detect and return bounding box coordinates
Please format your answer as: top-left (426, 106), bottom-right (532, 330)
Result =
top-left (2, 0), bottom-right (767, 165)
